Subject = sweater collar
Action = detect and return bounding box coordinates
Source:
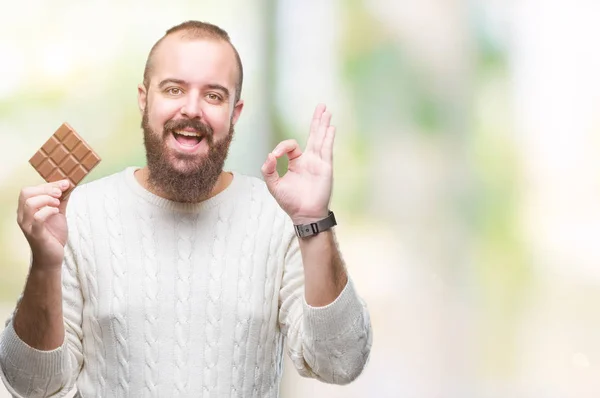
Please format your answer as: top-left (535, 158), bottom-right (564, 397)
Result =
top-left (123, 166), bottom-right (243, 212)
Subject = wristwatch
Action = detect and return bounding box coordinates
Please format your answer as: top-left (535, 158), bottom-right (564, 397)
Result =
top-left (294, 211), bottom-right (337, 238)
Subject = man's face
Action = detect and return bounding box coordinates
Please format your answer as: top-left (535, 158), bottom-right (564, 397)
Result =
top-left (138, 36), bottom-right (244, 202)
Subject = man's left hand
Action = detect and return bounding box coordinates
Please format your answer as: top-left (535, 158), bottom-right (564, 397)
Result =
top-left (261, 103), bottom-right (335, 225)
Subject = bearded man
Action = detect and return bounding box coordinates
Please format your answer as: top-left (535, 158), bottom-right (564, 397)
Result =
top-left (0, 20), bottom-right (372, 398)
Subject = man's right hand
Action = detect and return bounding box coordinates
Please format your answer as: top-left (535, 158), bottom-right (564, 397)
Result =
top-left (17, 179), bottom-right (72, 270)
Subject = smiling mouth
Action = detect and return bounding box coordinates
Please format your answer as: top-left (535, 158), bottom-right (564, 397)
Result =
top-left (172, 130), bottom-right (203, 147)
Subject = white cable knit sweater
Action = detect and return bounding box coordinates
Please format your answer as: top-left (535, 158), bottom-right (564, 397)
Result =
top-left (0, 167), bottom-right (372, 398)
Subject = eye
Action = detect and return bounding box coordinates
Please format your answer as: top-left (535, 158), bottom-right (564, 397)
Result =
top-left (206, 93), bottom-right (222, 102)
top-left (166, 87), bottom-right (183, 96)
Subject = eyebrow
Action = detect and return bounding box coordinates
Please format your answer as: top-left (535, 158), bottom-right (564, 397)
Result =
top-left (157, 79), bottom-right (230, 98)
top-left (157, 78), bottom-right (187, 89)
top-left (206, 84), bottom-right (230, 99)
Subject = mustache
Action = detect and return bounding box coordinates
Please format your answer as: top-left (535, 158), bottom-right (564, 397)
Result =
top-left (163, 118), bottom-right (214, 146)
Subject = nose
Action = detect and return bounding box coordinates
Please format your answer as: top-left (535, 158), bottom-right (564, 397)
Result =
top-left (180, 92), bottom-right (203, 119)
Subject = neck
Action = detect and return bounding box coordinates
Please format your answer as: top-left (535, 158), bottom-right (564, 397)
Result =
top-left (134, 166), bottom-right (233, 203)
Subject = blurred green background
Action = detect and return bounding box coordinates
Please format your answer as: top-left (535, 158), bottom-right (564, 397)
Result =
top-left (2, 0), bottom-right (600, 397)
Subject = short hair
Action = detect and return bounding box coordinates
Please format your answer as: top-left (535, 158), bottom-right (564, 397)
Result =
top-left (143, 20), bottom-right (244, 103)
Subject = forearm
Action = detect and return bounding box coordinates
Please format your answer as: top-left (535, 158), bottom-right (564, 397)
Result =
top-left (298, 229), bottom-right (348, 307)
top-left (13, 262), bottom-right (65, 350)
top-left (283, 275), bottom-right (372, 384)
top-left (281, 225), bottom-right (372, 384)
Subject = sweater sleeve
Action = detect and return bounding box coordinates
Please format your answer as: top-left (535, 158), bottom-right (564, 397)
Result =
top-left (278, 228), bottom-right (373, 385)
top-left (0, 238), bottom-right (84, 398)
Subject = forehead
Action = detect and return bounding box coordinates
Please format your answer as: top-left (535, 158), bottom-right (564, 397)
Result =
top-left (150, 36), bottom-right (238, 89)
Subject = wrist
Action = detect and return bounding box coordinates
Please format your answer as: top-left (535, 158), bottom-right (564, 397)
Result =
top-left (31, 256), bottom-right (63, 273)
top-left (29, 267), bottom-right (63, 281)
top-left (291, 211), bottom-right (330, 225)
top-left (293, 211), bottom-right (337, 238)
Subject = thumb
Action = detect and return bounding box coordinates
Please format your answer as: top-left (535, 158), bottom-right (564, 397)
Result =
top-left (58, 181), bottom-right (74, 215)
top-left (261, 153), bottom-right (280, 190)
top-left (58, 193), bottom-right (71, 215)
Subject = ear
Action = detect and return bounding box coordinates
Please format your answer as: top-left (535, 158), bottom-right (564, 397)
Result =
top-left (231, 99), bottom-right (244, 126)
top-left (137, 84), bottom-right (148, 115)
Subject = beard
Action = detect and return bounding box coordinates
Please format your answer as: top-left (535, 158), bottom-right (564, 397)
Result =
top-left (141, 109), bottom-right (234, 203)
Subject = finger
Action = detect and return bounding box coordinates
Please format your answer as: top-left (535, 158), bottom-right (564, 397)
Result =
top-left (30, 206), bottom-right (60, 238)
top-left (321, 125), bottom-right (336, 163)
top-left (314, 111), bottom-right (332, 155)
top-left (261, 153), bottom-right (280, 189)
top-left (272, 139), bottom-right (303, 161)
top-left (56, 179), bottom-right (71, 192)
top-left (306, 104), bottom-right (326, 152)
top-left (19, 180), bottom-right (70, 203)
top-left (21, 195), bottom-right (61, 229)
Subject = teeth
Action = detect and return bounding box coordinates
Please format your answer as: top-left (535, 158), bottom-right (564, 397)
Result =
top-left (175, 130), bottom-right (200, 137)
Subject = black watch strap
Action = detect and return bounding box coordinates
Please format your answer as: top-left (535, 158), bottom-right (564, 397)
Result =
top-left (294, 211), bottom-right (337, 238)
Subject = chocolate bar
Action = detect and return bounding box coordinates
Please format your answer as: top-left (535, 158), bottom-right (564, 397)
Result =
top-left (29, 123), bottom-right (101, 198)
